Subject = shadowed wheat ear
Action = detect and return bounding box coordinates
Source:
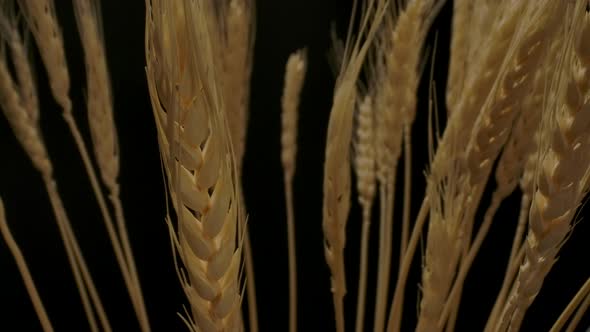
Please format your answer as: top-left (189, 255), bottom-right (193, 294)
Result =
top-left (281, 49), bottom-right (307, 332)
top-left (73, 0), bottom-right (150, 330)
top-left (146, 1), bottom-right (244, 330)
top-left (323, 1), bottom-right (387, 331)
top-left (14, 2), bottom-right (148, 330)
top-left (497, 6), bottom-right (590, 331)
top-left (0, 7), bottom-right (111, 331)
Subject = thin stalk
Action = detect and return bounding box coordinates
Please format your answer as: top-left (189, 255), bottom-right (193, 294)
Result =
top-left (111, 196), bottom-right (150, 331)
top-left (484, 195), bottom-right (531, 332)
top-left (61, 112), bottom-right (148, 331)
top-left (401, 128), bottom-right (412, 259)
top-left (484, 244), bottom-right (526, 332)
top-left (374, 179), bottom-right (395, 332)
top-left (355, 202), bottom-right (373, 332)
top-left (284, 179), bottom-right (297, 332)
top-left (0, 199), bottom-right (54, 332)
top-left (564, 285), bottom-right (590, 332)
top-left (551, 277), bottom-right (590, 332)
top-left (439, 189), bottom-right (505, 326)
top-left (243, 229), bottom-right (259, 332)
top-left (387, 197), bottom-right (430, 332)
top-left (44, 178), bottom-right (104, 332)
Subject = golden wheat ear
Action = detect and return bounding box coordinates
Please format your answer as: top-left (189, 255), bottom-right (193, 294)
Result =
top-left (322, 1), bottom-right (388, 331)
top-left (280, 48), bottom-right (307, 332)
top-left (497, 5), bottom-right (590, 331)
top-left (146, 1), bottom-right (244, 330)
top-left (72, 0), bottom-right (151, 330)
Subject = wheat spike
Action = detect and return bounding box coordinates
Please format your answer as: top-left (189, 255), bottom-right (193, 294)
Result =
top-left (281, 49), bottom-right (307, 332)
top-left (373, 1), bottom-right (443, 330)
top-left (352, 94), bottom-right (376, 332)
top-left (322, 2), bottom-right (387, 331)
top-left (146, 1), bottom-right (244, 330)
top-left (416, 145), bottom-right (465, 332)
top-left (497, 7), bottom-right (590, 332)
top-left (16, 0), bottom-right (70, 111)
top-left (72, 0), bottom-right (151, 330)
top-left (416, 2), bottom-right (568, 330)
top-left (220, 0), bottom-right (254, 172)
top-left (0, 15), bottom-right (109, 329)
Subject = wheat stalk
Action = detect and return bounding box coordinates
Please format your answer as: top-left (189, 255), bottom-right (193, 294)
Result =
top-left (0, 198), bottom-right (54, 332)
top-left (146, 1), bottom-right (244, 330)
top-left (551, 276), bottom-right (590, 332)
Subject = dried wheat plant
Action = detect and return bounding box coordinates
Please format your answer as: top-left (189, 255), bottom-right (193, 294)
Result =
top-left (1, 0), bottom-right (590, 331)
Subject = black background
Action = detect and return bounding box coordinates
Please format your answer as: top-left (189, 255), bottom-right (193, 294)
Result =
top-left (0, 1), bottom-right (589, 331)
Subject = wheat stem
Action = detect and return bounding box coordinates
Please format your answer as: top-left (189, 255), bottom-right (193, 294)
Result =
top-left (485, 194), bottom-right (531, 331)
top-left (386, 197), bottom-right (429, 332)
top-left (0, 199), bottom-right (54, 332)
top-left (551, 276), bottom-right (590, 332)
top-left (242, 230), bottom-right (258, 332)
top-left (564, 283), bottom-right (590, 332)
top-left (483, 243), bottom-right (526, 332)
top-left (374, 179), bottom-right (395, 332)
top-left (401, 128), bottom-right (412, 258)
top-left (44, 179), bottom-right (107, 332)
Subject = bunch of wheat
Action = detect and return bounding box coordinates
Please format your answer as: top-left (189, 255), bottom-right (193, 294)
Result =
top-left (1, 0), bottom-right (590, 331)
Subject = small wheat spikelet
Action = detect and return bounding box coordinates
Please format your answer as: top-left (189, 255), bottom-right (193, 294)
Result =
top-left (146, 1), bottom-right (244, 331)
